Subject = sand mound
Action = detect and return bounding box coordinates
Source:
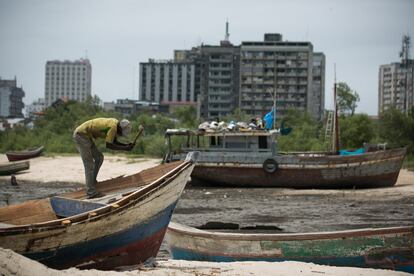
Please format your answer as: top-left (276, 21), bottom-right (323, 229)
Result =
top-left (0, 248), bottom-right (410, 276)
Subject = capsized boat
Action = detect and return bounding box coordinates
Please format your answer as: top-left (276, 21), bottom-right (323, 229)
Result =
top-left (164, 129), bottom-right (406, 188)
top-left (167, 222), bottom-right (414, 273)
top-left (6, 146), bottom-right (44, 162)
top-left (0, 156), bottom-right (195, 270)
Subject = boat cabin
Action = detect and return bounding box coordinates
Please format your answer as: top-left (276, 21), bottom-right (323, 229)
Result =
top-left (164, 129), bottom-right (277, 162)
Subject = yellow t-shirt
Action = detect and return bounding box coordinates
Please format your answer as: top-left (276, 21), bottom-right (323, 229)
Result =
top-left (75, 118), bottom-right (119, 143)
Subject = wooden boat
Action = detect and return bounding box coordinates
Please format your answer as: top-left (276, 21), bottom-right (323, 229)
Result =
top-left (0, 158), bottom-right (195, 270)
top-left (167, 222), bottom-right (414, 273)
top-left (164, 129), bottom-right (406, 188)
top-left (6, 146), bottom-right (44, 161)
top-left (0, 160), bottom-right (30, 175)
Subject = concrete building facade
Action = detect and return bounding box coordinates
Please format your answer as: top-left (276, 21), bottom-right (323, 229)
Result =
top-left (378, 60), bottom-right (414, 114)
top-left (239, 34), bottom-right (324, 120)
top-left (197, 45), bottom-right (240, 119)
top-left (44, 59), bottom-right (92, 106)
top-left (139, 60), bottom-right (196, 106)
top-left (26, 98), bottom-right (45, 117)
top-left (103, 99), bottom-right (160, 117)
top-left (139, 32), bottom-right (325, 121)
top-left (0, 78), bottom-right (25, 118)
top-left (312, 53), bottom-right (326, 119)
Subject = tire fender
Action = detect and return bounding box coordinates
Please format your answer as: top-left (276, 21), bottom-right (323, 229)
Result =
top-left (263, 159), bottom-right (278, 174)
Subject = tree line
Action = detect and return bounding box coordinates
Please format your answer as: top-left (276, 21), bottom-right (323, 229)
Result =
top-left (0, 87), bottom-right (413, 168)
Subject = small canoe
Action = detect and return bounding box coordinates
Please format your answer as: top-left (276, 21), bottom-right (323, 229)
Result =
top-left (6, 146), bottom-right (44, 162)
top-left (167, 222), bottom-right (414, 273)
top-left (0, 160), bottom-right (30, 175)
top-left (0, 156), bottom-right (195, 270)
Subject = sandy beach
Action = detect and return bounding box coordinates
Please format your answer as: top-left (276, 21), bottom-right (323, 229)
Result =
top-left (0, 247), bottom-right (411, 276)
top-left (0, 154), bottom-right (160, 184)
top-left (0, 154), bottom-right (413, 275)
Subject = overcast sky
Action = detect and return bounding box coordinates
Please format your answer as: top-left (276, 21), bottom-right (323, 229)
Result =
top-left (1, 0), bottom-right (413, 115)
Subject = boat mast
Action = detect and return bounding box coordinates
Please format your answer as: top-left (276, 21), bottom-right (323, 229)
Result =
top-left (333, 64), bottom-right (339, 153)
top-left (400, 35), bottom-right (411, 114)
top-left (273, 53), bottom-right (277, 129)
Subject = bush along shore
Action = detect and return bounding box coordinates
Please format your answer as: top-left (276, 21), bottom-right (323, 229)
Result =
top-left (1, 97), bottom-right (413, 167)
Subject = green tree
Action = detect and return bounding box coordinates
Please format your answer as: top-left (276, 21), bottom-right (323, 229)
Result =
top-left (222, 108), bottom-right (251, 123)
top-left (172, 105), bottom-right (198, 128)
top-left (0, 97), bottom-right (121, 153)
top-left (339, 114), bottom-right (374, 149)
top-left (277, 109), bottom-right (325, 151)
top-left (336, 82), bottom-right (360, 116)
top-left (378, 107), bottom-right (414, 153)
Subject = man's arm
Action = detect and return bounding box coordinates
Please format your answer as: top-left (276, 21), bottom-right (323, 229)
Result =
top-left (106, 138), bottom-right (134, 151)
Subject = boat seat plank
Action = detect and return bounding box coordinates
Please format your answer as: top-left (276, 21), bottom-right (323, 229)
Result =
top-left (0, 199), bottom-right (57, 225)
top-left (50, 197), bottom-right (107, 218)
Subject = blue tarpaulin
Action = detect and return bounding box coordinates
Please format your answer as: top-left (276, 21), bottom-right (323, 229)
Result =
top-left (264, 108), bottom-right (275, 130)
top-left (338, 148), bottom-right (366, 156)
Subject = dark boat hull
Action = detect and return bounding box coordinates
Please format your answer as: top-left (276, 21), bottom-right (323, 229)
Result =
top-left (191, 148), bottom-right (406, 188)
top-left (24, 202), bottom-right (177, 270)
top-left (6, 146), bottom-right (44, 162)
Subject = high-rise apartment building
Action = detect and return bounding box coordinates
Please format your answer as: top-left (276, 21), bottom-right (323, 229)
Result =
top-left (139, 60), bottom-right (196, 105)
top-left (239, 34), bottom-right (324, 120)
top-left (139, 30), bottom-right (325, 120)
top-left (312, 53), bottom-right (326, 118)
top-left (44, 59), bottom-right (92, 106)
top-left (197, 44), bottom-right (240, 119)
top-left (0, 77), bottom-right (25, 118)
top-left (378, 60), bottom-right (414, 114)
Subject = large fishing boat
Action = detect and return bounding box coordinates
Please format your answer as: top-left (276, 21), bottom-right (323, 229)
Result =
top-left (164, 129), bottom-right (406, 188)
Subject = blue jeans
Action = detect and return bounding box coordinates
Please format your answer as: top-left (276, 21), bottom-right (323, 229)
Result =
top-left (73, 132), bottom-right (104, 197)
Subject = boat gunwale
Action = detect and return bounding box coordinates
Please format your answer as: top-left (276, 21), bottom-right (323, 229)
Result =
top-left (0, 160), bottom-right (30, 168)
top-left (195, 155), bottom-right (405, 169)
top-left (168, 222), bottom-right (414, 242)
top-left (175, 147), bottom-right (406, 162)
top-left (0, 161), bottom-right (192, 234)
top-left (178, 147), bottom-right (407, 166)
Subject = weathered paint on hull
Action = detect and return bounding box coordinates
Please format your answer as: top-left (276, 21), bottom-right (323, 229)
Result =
top-left (191, 148), bottom-right (406, 188)
top-left (169, 247), bottom-right (414, 273)
top-left (24, 202), bottom-right (177, 269)
top-left (0, 162), bottom-right (194, 270)
top-left (167, 223), bottom-right (414, 273)
top-left (0, 160), bottom-right (30, 175)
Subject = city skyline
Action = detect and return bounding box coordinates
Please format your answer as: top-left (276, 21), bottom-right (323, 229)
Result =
top-left (0, 0), bottom-right (413, 115)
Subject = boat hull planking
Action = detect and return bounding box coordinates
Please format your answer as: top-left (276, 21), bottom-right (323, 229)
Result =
top-left (190, 148), bottom-right (406, 188)
top-left (167, 222), bottom-right (414, 273)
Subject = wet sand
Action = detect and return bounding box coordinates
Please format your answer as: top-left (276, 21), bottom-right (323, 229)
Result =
top-left (0, 154), bottom-right (413, 275)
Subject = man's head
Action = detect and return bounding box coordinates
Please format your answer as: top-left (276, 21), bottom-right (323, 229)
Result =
top-left (119, 119), bottom-right (132, 136)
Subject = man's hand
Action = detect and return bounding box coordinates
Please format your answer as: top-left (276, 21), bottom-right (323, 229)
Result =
top-left (107, 141), bottom-right (135, 151)
top-left (126, 143), bottom-right (135, 151)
